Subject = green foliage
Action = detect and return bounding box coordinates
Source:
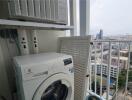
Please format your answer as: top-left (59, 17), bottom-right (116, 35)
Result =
top-left (91, 81), bottom-right (100, 95)
top-left (118, 70), bottom-right (132, 88)
top-left (128, 70), bottom-right (132, 81)
top-left (118, 70), bottom-right (126, 88)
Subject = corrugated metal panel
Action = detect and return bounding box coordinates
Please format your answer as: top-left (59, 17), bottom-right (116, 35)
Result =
top-left (34, 0), bottom-right (41, 18)
top-left (4, 0), bottom-right (68, 24)
top-left (50, 0), bottom-right (55, 20)
top-left (19, 0), bottom-right (28, 16)
top-left (27, 0), bottom-right (34, 17)
top-left (57, 0), bottom-right (68, 24)
top-left (40, 0), bottom-right (46, 19)
top-left (45, 0), bottom-right (51, 20)
top-left (9, 0), bottom-right (21, 16)
top-left (58, 36), bottom-right (91, 100)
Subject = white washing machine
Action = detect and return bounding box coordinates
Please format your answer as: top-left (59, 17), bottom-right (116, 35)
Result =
top-left (13, 53), bottom-right (74, 100)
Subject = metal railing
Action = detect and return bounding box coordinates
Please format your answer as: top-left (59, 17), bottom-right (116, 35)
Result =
top-left (88, 40), bottom-right (132, 100)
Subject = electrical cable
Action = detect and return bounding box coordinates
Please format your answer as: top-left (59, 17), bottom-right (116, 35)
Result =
top-left (10, 30), bottom-right (21, 55)
top-left (4, 30), bottom-right (14, 100)
top-left (1, 30), bottom-right (17, 100)
top-left (7, 30), bottom-right (19, 100)
top-left (14, 36), bottom-right (21, 55)
top-left (0, 31), bottom-right (7, 100)
top-left (0, 29), bottom-right (21, 55)
top-left (0, 95), bottom-right (6, 100)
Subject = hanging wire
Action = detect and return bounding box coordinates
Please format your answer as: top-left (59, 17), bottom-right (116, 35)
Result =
top-left (0, 95), bottom-right (6, 100)
top-left (0, 29), bottom-right (20, 100)
top-left (10, 30), bottom-right (21, 55)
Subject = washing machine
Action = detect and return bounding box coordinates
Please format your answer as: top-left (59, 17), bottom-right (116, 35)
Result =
top-left (13, 52), bottom-right (74, 100)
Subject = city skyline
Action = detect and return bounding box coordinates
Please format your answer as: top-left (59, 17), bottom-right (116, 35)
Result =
top-left (90, 0), bottom-right (132, 36)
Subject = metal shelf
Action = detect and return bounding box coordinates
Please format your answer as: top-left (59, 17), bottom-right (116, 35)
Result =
top-left (0, 19), bottom-right (74, 30)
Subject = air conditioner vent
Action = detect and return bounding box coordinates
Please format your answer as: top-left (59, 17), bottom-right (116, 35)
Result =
top-left (0, 0), bottom-right (68, 24)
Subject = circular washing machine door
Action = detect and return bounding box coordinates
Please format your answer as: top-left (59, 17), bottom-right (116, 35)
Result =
top-left (33, 73), bottom-right (74, 100)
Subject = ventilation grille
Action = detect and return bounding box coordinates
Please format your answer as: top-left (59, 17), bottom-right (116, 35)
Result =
top-left (58, 36), bottom-right (91, 100)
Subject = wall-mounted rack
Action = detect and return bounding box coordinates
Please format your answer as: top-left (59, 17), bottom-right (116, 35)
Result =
top-left (0, 19), bottom-right (74, 30)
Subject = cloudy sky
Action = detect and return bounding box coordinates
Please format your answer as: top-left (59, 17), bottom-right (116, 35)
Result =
top-left (90, 0), bottom-right (132, 36)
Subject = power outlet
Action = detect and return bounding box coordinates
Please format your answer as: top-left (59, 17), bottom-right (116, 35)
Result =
top-left (17, 29), bottom-right (29, 55)
top-left (31, 30), bottom-right (39, 53)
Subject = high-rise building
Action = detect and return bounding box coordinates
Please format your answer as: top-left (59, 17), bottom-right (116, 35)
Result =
top-left (96, 29), bottom-right (103, 39)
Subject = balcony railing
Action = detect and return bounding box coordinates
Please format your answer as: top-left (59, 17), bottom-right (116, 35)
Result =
top-left (87, 40), bottom-right (132, 100)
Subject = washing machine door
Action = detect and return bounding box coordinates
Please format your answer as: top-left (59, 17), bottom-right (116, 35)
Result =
top-left (33, 73), bottom-right (74, 100)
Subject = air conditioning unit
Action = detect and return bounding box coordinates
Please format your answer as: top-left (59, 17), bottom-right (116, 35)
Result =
top-left (56, 0), bottom-right (68, 24)
top-left (0, 0), bottom-right (68, 24)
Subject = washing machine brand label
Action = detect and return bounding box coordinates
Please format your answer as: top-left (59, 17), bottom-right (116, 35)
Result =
top-left (33, 71), bottom-right (48, 77)
top-left (63, 58), bottom-right (72, 66)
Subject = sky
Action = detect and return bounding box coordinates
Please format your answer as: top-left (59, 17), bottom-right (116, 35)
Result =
top-left (90, 0), bottom-right (132, 36)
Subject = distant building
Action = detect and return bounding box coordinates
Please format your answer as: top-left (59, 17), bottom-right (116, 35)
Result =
top-left (91, 49), bottom-right (128, 78)
top-left (96, 29), bottom-right (103, 40)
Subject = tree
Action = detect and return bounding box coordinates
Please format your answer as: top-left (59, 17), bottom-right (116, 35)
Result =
top-left (128, 70), bottom-right (132, 81)
top-left (118, 70), bottom-right (126, 88)
top-left (91, 81), bottom-right (100, 95)
top-left (118, 70), bottom-right (132, 88)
